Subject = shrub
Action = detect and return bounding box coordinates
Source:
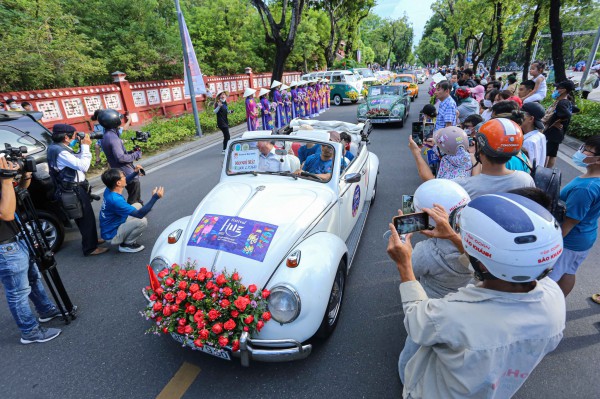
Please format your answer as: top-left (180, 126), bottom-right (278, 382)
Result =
top-left (540, 93), bottom-right (599, 140)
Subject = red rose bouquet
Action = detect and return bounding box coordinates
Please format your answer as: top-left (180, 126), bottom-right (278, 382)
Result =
top-left (366, 108), bottom-right (390, 117)
top-left (142, 263), bottom-right (271, 352)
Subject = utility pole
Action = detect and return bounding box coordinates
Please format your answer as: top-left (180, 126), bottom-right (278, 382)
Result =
top-left (175, 0), bottom-right (202, 137)
top-left (581, 25), bottom-right (600, 88)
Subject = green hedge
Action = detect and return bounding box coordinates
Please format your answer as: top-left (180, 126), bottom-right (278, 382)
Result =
top-left (541, 94), bottom-right (599, 140)
top-left (91, 98), bottom-right (247, 169)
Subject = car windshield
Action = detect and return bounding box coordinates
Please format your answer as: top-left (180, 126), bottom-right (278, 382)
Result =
top-left (394, 76), bottom-right (413, 83)
top-left (344, 74), bottom-right (357, 83)
top-left (0, 127), bottom-right (45, 156)
top-left (226, 138), bottom-right (339, 183)
top-left (357, 69), bottom-right (375, 78)
top-left (368, 86), bottom-right (402, 96)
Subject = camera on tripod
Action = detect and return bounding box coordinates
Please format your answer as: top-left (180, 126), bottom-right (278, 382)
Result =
top-left (76, 131), bottom-right (104, 140)
top-left (131, 130), bottom-right (151, 151)
top-left (0, 144), bottom-right (36, 178)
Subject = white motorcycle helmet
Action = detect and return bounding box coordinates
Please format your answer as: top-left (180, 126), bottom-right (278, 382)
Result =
top-left (413, 179), bottom-right (471, 226)
top-left (458, 193), bottom-right (563, 282)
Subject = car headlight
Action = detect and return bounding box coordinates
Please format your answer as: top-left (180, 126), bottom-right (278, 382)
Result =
top-left (391, 108), bottom-right (401, 116)
top-left (359, 107), bottom-right (367, 116)
top-left (150, 256), bottom-right (170, 273)
top-left (267, 285), bottom-right (301, 324)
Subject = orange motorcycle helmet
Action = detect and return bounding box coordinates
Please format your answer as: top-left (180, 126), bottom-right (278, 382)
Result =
top-left (475, 118), bottom-right (523, 158)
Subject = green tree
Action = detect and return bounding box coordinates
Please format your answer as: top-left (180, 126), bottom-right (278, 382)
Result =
top-left (416, 28), bottom-right (449, 65)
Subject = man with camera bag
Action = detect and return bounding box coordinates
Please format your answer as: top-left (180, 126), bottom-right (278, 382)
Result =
top-left (0, 156), bottom-right (63, 344)
top-left (48, 124), bottom-right (108, 256)
top-left (98, 109), bottom-right (143, 204)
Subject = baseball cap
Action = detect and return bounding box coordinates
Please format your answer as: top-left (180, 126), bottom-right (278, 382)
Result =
top-left (554, 80), bottom-right (575, 92)
top-left (521, 102), bottom-right (546, 131)
top-left (52, 124), bottom-right (76, 135)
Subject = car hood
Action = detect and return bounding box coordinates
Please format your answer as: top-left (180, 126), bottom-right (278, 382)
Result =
top-left (177, 180), bottom-right (335, 286)
top-left (366, 95), bottom-right (403, 110)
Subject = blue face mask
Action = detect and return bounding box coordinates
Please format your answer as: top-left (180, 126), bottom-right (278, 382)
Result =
top-left (551, 90), bottom-right (560, 99)
top-left (571, 150), bottom-right (589, 167)
top-left (69, 139), bottom-right (78, 148)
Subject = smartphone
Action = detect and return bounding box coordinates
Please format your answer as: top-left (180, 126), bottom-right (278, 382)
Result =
top-left (411, 122), bottom-right (423, 145)
top-left (401, 195), bottom-right (414, 214)
top-left (423, 122), bottom-right (435, 139)
top-left (393, 212), bottom-right (430, 235)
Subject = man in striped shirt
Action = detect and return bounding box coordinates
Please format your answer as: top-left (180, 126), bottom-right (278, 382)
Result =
top-left (435, 81), bottom-right (458, 131)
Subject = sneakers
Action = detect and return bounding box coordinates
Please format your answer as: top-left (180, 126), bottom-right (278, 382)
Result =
top-left (39, 308), bottom-right (62, 323)
top-left (119, 242), bottom-right (145, 253)
top-left (21, 327), bottom-right (61, 344)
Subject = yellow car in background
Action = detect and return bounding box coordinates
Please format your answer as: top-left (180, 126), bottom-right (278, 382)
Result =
top-left (391, 74), bottom-right (419, 102)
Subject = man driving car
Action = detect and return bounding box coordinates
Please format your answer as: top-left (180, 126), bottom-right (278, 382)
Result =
top-left (294, 144), bottom-right (334, 180)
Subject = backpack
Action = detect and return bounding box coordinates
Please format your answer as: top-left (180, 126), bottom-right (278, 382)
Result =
top-left (593, 76), bottom-right (599, 89)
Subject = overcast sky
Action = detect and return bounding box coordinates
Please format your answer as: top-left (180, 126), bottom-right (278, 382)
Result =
top-left (372, 0), bottom-right (436, 46)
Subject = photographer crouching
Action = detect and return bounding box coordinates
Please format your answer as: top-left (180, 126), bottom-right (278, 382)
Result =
top-left (48, 124), bottom-right (108, 256)
top-left (0, 156), bottom-right (63, 344)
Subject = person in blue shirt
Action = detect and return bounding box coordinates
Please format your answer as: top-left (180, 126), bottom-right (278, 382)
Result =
top-left (99, 167), bottom-right (164, 253)
top-left (294, 144), bottom-right (334, 180)
top-left (549, 135), bottom-right (600, 297)
top-left (297, 142), bottom-right (321, 164)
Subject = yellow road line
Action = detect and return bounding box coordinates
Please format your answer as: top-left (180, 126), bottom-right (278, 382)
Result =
top-left (156, 362), bottom-right (201, 399)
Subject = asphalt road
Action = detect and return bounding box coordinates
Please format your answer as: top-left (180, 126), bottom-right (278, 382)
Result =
top-left (1, 82), bottom-right (599, 399)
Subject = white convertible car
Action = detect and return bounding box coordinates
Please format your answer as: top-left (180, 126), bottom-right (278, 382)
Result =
top-left (149, 119), bottom-right (379, 366)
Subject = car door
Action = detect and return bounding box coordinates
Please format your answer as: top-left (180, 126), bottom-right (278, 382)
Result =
top-left (337, 143), bottom-right (368, 241)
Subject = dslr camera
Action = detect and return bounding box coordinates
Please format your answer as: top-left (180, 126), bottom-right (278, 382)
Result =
top-left (0, 144), bottom-right (36, 178)
top-left (76, 131), bottom-right (104, 140)
top-left (131, 131), bottom-right (151, 151)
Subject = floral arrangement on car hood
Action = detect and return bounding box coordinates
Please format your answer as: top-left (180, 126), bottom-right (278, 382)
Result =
top-left (142, 263), bottom-right (271, 352)
top-left (366, 108), bottom-right (390, 117)
top-left (345, 90), bottom-right (359, 100)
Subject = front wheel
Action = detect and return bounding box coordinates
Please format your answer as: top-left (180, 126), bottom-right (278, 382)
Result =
top-left (315, 260), bottom-right (346, 339)
top-left (31, 211), bottom-right (65, 252)
top-left (333, 95), bottom-right (342, 106)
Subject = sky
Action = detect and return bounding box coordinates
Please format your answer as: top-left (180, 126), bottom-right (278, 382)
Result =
top-left (372, 0), bottom-right (436, 46)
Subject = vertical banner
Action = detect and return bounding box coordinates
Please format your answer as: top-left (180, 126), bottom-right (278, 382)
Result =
top-left (182, 17), bottom-right (207, 96)
top-left (356, 50), bottom-right (362, 63)
top-left (386, 58), bottom-right (390, 70)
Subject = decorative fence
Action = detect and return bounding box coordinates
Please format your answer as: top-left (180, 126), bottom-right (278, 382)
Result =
top-left (0, 69), bottom-right (302, 132)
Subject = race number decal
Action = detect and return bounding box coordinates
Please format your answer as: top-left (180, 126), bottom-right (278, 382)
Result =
top-left (188, 214), bottom-right (278, 262)
top-left (352, 186), bottom-right (361, 217)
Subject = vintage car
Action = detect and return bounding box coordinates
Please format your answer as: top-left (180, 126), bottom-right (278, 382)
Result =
top-left (148, 119), bottom-right (379, 366)
top-left (416, 72), bottom-right (426, 84)
top-left (301, 71), bottom-right (363, 105)
top-left (357, 85), bottom-right (410, 126)
top-left (391, 74), bottom-right (419, 101)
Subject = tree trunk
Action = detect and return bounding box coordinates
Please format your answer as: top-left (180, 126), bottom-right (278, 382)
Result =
top-left (522, 0), bottom-right (542, 81)
top-left (272, 42), bottom-right (292, 82)
top-left (489, 2), bottom-right (503, 73)
top-left (325, 11), bottom-right (336, 67)
top-left (549, 0), bottom-right (566, 82)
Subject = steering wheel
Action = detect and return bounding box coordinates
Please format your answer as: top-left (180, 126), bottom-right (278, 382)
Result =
top-left (300, 171), bottom-right (323, 181)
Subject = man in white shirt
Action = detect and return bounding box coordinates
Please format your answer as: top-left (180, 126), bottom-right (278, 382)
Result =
top-left (387, 194), bottom-right (565, 398)
top-left (257, 141), bottom-right (288, 173)
top-left (520, 102), bottom-right (547, 168)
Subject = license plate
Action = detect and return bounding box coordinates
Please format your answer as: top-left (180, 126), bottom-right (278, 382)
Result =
top-left (371, 119), bottom-right (387, 124)
top-left (171, 333), bottom-right (231, 361)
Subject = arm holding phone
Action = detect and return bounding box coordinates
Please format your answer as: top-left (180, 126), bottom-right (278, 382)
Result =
top-left (408, 136), bottom-right (435, 181)
top-left (420, 204), bottom-right (464, 254)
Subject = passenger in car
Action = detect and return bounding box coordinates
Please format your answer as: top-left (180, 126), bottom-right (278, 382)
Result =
top-left (294, 144), bottom-right (334, 180)
top-left (297, 142), bottom-right (321, 164)
top-left (257, 141), bottom-right (288, 173)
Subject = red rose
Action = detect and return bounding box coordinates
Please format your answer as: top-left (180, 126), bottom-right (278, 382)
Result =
top-left (158, 270), bottom-right (167, 279)
top-left (199, 329), bottom-right (210, 340)
top-left (171, 304), bottom-right (179, 312)
top-left (220, 299), bottom-right (230, 308)
top-left (178, 281), bottom-right (188, 290)
top-left (262, 311), bottom-right (271, 321)
top-left (199, 267), bottom-right (208, 274)
top-left (189, 283), bottom-right (200, 293)
top-left (218, 335), bottom-right (229, 347)
top-left (179, 269), bottom-right (186, 277)
top-left (163, 327), bottom-right (169, 334)
top-left (193, 311), bottom-right (204, 323)
top-left (206, 272), bottom-right (213, 279)
top-left (216, 274), bottom-right (227, 286)
top-left (187, 270), bottom-right (197, 279)
top-left (150, 294), bottom-right (158, 301)
top-left (153, 302), bottom-right (163, 312)
top-left (231, 310), bottom-right (239, 318)
top-left (234, 296), bottom-right (250, 312)
top-left (232, 340), bottom-right (240, 352)
top-left (155, 287), bottom-right (164, 296)
top-left (194, 339), bottom-right (203, 347)
top-left (261, 289), bottom-right (270, 299)
top-left (186, 305), bottom-right (196, 314)
top-left (177, 325), bottom-right (185, 334)
top-left (211, 323), bottom-right (223, 334)
top-left (177, 290), bottom-right (187, 301)
top-left (165, 277), bottom-right (175, 286)
top-left (197, 320), bottom-right (205, 330)
top-left (156, 316), bottom-right (162, 322)
top-left (223, 287), bottom-right (233, 297)
top-left (232, 272), bottom-right (240, 281)
top-left (184, 325), bottom-right (193, 334)
top-left (248, 284), bottom-right (257, 293)
top-left (243, 315), bottom-right (254, 324)
top-left (198, 273), bottom-right (206, 282)
top-left (165, 293), bottom-right (175, 303)
top-left (257, 320), bottom-right (264, 332)
top-left (243, 326), bottom-right (249, 332)
top-left (163, 307), bottom-right (172, 317)
top-left (178, 318), bottom-right (187, 326)
top-left (224, 319), bottom-right (236, 331)
top-left (192, 291), bottom-right (205, 301)
top-left (208, 309), bottom-right (220, 321)
top-left (206, 281), bottom-right (215, 291)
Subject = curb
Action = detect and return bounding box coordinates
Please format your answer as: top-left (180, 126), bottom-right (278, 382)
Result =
top-left (88, 123), bottom-right (248, 188)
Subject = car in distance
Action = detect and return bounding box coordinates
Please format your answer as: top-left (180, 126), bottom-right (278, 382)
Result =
top-left (357, 85), bottom-right (410, 126)
top-left (391, 74), bottom-right (419, 102)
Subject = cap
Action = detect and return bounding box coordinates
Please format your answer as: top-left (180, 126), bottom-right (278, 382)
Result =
top-left (521, 102), bottom-right (546, 131)
top-left (52, 123), bottom-right (76, 135)
top-left (456, 87), bottom-right (471, 99)
top-left (555, 80), bottom-right (575, 92)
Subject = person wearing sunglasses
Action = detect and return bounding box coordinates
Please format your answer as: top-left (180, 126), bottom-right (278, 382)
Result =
top-left (548, 136), bottom-right (600, 297)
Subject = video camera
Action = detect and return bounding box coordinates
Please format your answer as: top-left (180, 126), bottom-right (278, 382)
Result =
top-left (0, 144), bottom-right (36, 178)
top-left (76, 131), bottom-right (104, 140)
top-left (131, 130), bottom-right (151, 151)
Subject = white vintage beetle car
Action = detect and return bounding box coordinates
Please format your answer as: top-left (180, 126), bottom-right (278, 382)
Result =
top-left (149, 119), bottom-right (378, 366)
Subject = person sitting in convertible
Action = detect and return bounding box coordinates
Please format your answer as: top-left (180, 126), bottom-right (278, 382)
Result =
top-left (294, 144), bottom-right (334, 180)
top-left (257, 140), bottom-right (290, 173)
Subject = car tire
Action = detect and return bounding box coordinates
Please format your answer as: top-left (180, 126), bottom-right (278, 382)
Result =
top-left (31, 211), bottom-right (65, 252)
top-left (399, 115), bottom-right (404, 128)
top-left (333, 95), bottom-right (342, 106)
top-left (315, 259), bottom-right (346, 339)
top-left (411, 96), bottom-right (415, 102)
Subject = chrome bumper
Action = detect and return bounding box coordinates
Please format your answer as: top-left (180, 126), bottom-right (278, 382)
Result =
top-left (232, 332), bottom-right (312, 367)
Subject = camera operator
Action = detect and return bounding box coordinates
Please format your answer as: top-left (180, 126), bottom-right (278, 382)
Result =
top-left (98, 109), bottom-right (143, 204)
top-left (48, 124), bottom-right (108, 256)
top-left (0, 156), bottom-right (63, 344)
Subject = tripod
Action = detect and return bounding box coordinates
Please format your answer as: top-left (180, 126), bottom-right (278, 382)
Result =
top-left (13, 186), bottom-right (76, 324)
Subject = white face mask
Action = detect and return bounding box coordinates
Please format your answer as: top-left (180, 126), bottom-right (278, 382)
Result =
top-left (483, 99), bottom-right (493, 108)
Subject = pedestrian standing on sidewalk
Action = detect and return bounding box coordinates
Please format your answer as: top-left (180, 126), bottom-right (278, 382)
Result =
top-left (548, 135), bottom-right (600, 297)
top-left (259, 88), bottom-right (274, 130)
top-left (542, 80), bottom-right (577, 168)
top-left (581, 68), bottom-right (599, 100)
top-left (213, 90), bottom-right (233, 154)
top-left (271, 80), bottom-right (285, 129)
top-left (290, 82), bottom-right (299, 120)
top-left (244, 88), bottom-right (259, 131)
top-left (434, 81), bottom-right (458, 131)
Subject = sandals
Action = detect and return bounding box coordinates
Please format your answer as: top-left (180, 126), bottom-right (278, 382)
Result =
top-left (87, 247), bottom-right (109, 256)
top-left (592, 294), bottom-right (600, 305)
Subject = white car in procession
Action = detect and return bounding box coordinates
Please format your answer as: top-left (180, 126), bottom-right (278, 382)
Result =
top-left (149, 119), bottom-right (379, 366)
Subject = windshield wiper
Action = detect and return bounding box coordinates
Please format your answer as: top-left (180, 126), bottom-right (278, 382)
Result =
top-left (255, 171), bottom-right (298, 180)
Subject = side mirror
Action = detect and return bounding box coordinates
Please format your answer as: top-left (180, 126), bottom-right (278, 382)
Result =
top-left (344, 173), bottom-right (361, 183)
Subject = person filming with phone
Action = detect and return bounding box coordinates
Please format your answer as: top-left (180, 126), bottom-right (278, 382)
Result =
top-left (387, 193), bottom-right (565, 398)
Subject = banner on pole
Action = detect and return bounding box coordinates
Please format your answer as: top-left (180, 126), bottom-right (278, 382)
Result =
top-left (356, 50), bottom-right (361, 63)
top-left (182, 16), bottom-right (207, 97)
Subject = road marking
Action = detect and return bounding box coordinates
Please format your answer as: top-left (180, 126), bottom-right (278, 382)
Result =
top-left (156, 362), bottom-right (201, 399)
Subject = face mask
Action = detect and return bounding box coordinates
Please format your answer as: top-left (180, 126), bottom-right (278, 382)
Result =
top-left (464, 128), bottom-right (472, 135)
top-left (483, 99), bottom-right (492, 108)
top-left (69, 139), bottom-right (78, 148)
top-left (572, 150), bottom-right (589, 167)
top-left (551, 90), bottom-right (560, 99)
